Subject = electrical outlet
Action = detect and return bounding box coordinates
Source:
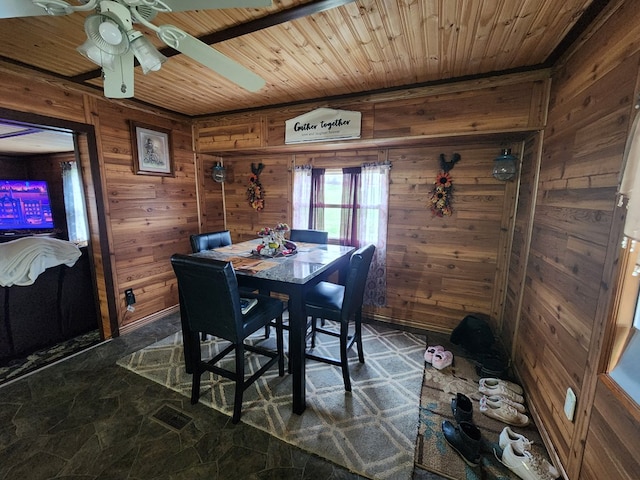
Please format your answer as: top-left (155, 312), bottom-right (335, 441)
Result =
top-left (564, 387), bottom-right (577, 422)
top-left (125, 288), bottom-right (136, 306)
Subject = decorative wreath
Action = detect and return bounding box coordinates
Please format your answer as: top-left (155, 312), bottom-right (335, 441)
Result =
top-left (247, 163), bottom-right (265, 211)
top-left (428, 153), bottom-right (460, 217)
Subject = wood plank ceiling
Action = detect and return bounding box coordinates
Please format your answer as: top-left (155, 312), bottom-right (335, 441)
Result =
top-left (0, 0), bottom-right (602, 117)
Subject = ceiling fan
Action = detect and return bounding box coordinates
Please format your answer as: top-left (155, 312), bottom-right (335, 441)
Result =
top-left (1, 0), bottom-right (269, 98)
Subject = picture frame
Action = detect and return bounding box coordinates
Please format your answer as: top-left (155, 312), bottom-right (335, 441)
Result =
top-left (130, 121), bottom-right (174, 176)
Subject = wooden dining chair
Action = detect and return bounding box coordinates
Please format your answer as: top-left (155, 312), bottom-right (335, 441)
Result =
top-left (303, 244), bottom-right (376, 391)
top-left (170, 253), bottom-right (285, 424)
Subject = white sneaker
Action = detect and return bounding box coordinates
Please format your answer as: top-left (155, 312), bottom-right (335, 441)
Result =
top-left (485, 395), bottom-right (526, 413)
top-left (499, 442), bottom-right (559, 480)
top-left (479, 377), bottom-right (524, 395)
top-left (480, 396), bottom-right (530, 426)
top-left (479, 382), bottom-right (524, 404)
top-left (499, 426), bottom-right (532, 451)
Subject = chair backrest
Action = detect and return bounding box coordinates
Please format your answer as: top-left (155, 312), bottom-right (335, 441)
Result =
top-left (289, 229), bottom-right (329, 244)
top-left (170, 253), bottom-right (243, 342)
top-left (340, 244), bottom-right (376, 322)
top-left (190, 230), bottom-right (232, 253)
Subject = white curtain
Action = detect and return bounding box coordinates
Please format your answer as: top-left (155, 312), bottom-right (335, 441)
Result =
top-left (61, 161), bottom-right (89, 244)
top-left (359, 161), bottom-right (391, 307)
top-left (620, 111), bottom-right (640, 242)
top-left (292, 165), bottom-right (312, 229)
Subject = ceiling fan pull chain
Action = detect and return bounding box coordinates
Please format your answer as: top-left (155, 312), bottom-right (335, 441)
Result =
top-left (119, 56), bottom-right (127, 94)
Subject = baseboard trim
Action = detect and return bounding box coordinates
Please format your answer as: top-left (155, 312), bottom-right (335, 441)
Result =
top-left (119, 305), bottom-right (180, 336)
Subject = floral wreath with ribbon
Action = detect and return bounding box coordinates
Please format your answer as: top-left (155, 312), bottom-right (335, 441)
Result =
top-left (428, 153), bottom-right (460, 217)
top-left (247, 162), bottom-right (265, 211)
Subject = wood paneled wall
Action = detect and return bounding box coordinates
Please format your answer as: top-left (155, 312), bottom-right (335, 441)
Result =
top-left (0, 62), bottom-right (196, 334)
top-left (93, 101), bottom-right (195, 328)
top-left (514, 1), bottom-right (640, 478)
top-left (195, 72), bottom-right (548, 334)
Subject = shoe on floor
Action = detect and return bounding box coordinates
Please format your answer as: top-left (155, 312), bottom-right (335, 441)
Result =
top-left (479, 382), bottom-right (524, 404)
top-left (479, 377), bottom-right (523, 395)
top-left (451, 393), bottom-right (473, 423)
top-left (483, 394), bottom-right (526, 413)
top-left (442, 420), bottom-right (482, 467)
top-left (424, 345), bottom-right (444, 364)
top-left (480, 396), bottom-right (529, 426)
top-left (498, 442), bottom-right (559, 480)
top-left (499, 426), bottom-right (532, 451)
top-left (432, 350), bottom-right (453, 370)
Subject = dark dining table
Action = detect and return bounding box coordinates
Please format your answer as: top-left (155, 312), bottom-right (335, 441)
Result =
top-left (193, 238), bottom-right (355, 414)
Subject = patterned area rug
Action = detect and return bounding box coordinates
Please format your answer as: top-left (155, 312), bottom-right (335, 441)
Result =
top-left (415, 332), bottom-right (554, 480)
top-left (0, 330), bottom-right (102, 386)
top-left (117, 322), bottom-right (427, 480)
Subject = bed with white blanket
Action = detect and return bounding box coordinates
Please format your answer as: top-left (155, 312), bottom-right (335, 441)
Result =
top-left (0, 237), bottom-right (97, 361)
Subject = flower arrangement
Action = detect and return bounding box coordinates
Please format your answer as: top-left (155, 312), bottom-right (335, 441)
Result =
top-left (257, 226), bottom-right (273, 237)
top-left (247, 163), bottom-right (265, 211)
top-left (255, 223), bottom-right (290, 256)
top-left (428, 154), bottom-right (460, 217)
top-left (247, 173), bottom-right (264, 211)
top-left (429, 171), bottom-right (454, 217)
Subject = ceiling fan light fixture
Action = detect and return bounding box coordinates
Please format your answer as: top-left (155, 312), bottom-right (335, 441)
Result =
top-left (98, 20), bottom-right (123, 45)
top-left (84, 13), bottom-right (129, 55)
top-left (129, 33), bottom-right (167, 74)
top-left (76, 38), bottom-right (116, 71)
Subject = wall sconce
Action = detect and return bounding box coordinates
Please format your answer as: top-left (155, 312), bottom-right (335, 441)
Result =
top-left (212, 162), bottom-right (226, 183)
top-left (493, 148), bottom-right (517, 181)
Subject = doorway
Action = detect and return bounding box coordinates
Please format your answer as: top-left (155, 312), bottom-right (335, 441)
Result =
top-left (0, 107), bottom-right (117, 366)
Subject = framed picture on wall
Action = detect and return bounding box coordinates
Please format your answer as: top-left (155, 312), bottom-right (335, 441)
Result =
top-left (130, 121), bottom-right (174, 176)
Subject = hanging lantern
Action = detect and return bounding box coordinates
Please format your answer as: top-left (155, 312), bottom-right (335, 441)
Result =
top-left (212, 162), bottom-right (226, 183)
top-left (492, 148), bottom-right (517, 181)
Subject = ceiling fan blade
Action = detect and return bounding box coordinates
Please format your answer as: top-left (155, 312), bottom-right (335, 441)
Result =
top-left (160, 28), bottom-right (265, 92)
top-left (161, 0), bottom-right (271, 12)
top-left (0, 0), bottom-right (49, 18)
top-left (103, 51), bottom-right (135, 98)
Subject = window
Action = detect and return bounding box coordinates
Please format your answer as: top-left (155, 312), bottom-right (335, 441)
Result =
top-left (606, 112), bottom-right (640, 405)
top-left (292, 162), bottom-right (391, 306)
top-left (607, 238), bottom-right (640, 404)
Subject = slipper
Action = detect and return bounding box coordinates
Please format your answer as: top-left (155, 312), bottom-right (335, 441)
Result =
top-left (432, 350), bottom-right (453, 370)
top-left (424, 345), bottom-right (444, 364)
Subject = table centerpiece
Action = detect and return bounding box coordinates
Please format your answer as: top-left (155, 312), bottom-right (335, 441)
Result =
top-left (253, 223), bottom-right (296, 257)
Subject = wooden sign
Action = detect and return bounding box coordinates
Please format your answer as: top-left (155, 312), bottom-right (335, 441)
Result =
top-left (285, 108), bottom-right (361, 144)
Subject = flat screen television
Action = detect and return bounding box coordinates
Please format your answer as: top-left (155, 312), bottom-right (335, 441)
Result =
top-left (0, 180), bottom-right (55, 233)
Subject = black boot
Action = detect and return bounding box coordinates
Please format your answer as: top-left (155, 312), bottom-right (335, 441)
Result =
top-left (442, 420), bottom-right (482, 466)
top-left (451, 393), bottom-right (473, 423)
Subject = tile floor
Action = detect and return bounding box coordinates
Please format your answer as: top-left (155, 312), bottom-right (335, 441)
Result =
top-left (0, 312), bottom-right (445, 480)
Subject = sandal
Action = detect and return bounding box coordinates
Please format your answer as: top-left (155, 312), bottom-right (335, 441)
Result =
top-left (432, 350), bottom-right (453, 370)
top-left (424, 345), bottom-right (444, 364)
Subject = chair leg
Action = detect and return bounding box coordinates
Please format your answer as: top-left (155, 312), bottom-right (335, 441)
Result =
top-left (355, 310), bottom-right (364, 363)
top-left (189, 335), bottom-right (202, 404)
top-left (191, 368), bottom-right (202, 404)
top-left (311, 317), bottom-right (318, 348)
top-left (232, 343), bottom-right (245, 424)
top-left (340, 321), bottom-right (352, 391)
top-left (276, 314), bottom-right (284, 376)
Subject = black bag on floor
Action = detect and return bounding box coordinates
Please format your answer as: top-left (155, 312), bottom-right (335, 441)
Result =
top-left (450, 313), bottom-right (494, 357)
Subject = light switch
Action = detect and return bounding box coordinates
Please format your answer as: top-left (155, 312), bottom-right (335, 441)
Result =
top-left (564, 387), bottom-right (577, 421)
